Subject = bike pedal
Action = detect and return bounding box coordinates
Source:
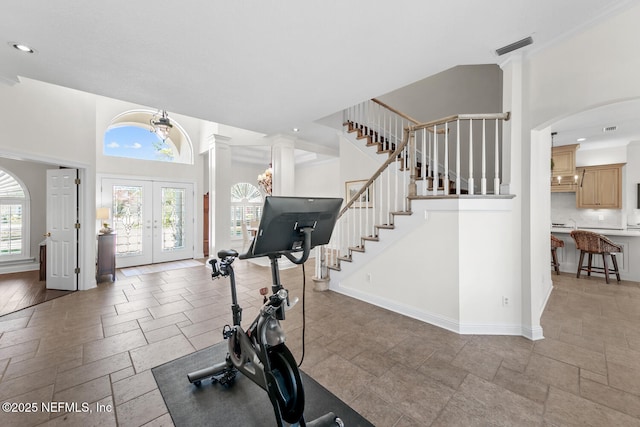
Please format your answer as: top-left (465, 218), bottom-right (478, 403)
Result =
top-left (222, 324), bottom-right (233, 339)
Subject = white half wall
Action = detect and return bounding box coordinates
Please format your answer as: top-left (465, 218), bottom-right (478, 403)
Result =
top-left (332, 198), bottom-right (525, 336)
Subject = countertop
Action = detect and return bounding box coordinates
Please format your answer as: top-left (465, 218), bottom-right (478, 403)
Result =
top-left (551, 226), bottom-right (640, 237)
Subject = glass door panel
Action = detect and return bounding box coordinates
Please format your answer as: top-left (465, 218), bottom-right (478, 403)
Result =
top-left (152, 182), bottom-right (193, 263)
top-left (103, 179), bottom-right (152, 268)
top-left (102, 178), bottom-right (193, 267)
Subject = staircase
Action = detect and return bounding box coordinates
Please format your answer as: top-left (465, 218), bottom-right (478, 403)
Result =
top-left (314, 99), bottom-right (511, 281)
top-left (345, 119), bottom-right (465, 194)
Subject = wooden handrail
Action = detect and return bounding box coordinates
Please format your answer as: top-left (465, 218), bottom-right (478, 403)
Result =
top-left (371, 98), bottom-right (421, 125)
top-left (411, 112), bottom-right (510, 132)
top-left (339, 127), bottom-right (411, 217)
top-left (338, 110), bottom-right (512, 216)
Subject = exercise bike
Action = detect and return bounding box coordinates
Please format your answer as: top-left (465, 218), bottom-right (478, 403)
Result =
top-left (187, 196), bottom-right (344, 427)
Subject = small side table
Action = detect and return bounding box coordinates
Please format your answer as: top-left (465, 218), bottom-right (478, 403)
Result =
top-left (39, 244), bottom-right (46, 281)
top-left (96, 233), bottom-right (116, 281)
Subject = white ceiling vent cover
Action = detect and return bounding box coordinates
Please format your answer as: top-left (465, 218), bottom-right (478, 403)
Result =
top-left (603, 126), bottom-right (618, 132)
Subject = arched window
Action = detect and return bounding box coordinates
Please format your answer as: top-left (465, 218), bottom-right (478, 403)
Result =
top-left (103, 110), bottom-right (194, 164)
top-left (0, 169), bottom-right (30, 260)
top-left (230, 183), bottom-right (263, 238)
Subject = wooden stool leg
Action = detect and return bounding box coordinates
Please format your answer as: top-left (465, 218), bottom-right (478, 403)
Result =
top-left (587, 254), bottom-right (593, 276)
top-left (602, 253), bottom-right (610, 284)
top-left (611, 253), bottom-right (621, 282)
top-left (551, 248), bottom-right (560, 274)
top-left (577, 251), bottom-right (585, 279)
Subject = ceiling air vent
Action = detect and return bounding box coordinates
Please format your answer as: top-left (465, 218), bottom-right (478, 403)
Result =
top-left (495, 36), bottom-right (533, 56)
top-left (603, 126), bottom-right (617, 133)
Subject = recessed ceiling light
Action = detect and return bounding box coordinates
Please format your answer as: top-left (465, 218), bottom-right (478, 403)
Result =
top-left (11, 43), bottom-right (35, 53)
top-left (292, 128), bottom-right (300, 132)
top-left (577, 137), bottom-right (587, 142)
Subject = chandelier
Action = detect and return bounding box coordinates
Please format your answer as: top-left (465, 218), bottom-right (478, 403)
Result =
top-left (150, 110), bottom-right (173, 141)
top-left (257, 164), bottom-right (273, 195)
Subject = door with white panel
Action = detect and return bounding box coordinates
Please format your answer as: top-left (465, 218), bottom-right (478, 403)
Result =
top-left (46, 169), bottom-right (78, 290)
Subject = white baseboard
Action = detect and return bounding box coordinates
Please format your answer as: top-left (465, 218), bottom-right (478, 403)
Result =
top-left (331, 281), bottom-right (536, 338)
top-left (0, 261), bottom-right (39, 275)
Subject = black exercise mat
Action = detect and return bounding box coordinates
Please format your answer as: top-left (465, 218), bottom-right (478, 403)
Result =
top-left (152, 342), bottom-right (373, 427)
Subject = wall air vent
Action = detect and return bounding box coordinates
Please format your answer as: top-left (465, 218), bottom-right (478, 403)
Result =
top-left (495, 36), bottom-right (533, 56)
top-left (603, 126), bottom-right (617, 132)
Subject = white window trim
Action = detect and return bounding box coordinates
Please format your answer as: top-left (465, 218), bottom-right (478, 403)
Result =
top-left (0, 169), bottom-right (31, 263)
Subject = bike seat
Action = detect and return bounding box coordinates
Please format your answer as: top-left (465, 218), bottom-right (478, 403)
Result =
top-left (217, 249), bottom-right (239, 259)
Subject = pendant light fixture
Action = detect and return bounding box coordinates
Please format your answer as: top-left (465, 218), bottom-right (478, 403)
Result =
top-left (150, 110), bottom-right (173, 141)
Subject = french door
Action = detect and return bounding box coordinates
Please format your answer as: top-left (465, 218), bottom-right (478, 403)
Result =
top-left (101, 178), bottom-right (194, 268)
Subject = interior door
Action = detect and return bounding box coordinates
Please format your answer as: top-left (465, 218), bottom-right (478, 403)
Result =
top-left (102, 178), bottom-right (193, 268)
top-left (46, 169), bottom-right (78, 290)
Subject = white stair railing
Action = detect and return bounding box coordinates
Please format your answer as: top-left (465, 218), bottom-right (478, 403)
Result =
top-left (314, 102), bottom-right (511, 280)
top-left (410, 113), bottom-right (510, 196)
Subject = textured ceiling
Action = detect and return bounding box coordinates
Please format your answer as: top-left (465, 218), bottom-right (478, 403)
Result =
top-left (1, 0), bottom-right (634, 151)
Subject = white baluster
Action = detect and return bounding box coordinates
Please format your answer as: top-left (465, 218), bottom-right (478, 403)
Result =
top-left (481, 118), bottom-right (487, 195)
top-left (433, 124), bottom-right (439, 196)
top-left (468, 119), bottom-right (474, 195)
top-left (494, 119), bottom-right (500, 195)
top-left (422, 128), bottom-right (427, 196)
top-left (444, 122), bottom-right (449, 195)
top-left (456, 119), bottom-right (460, 195)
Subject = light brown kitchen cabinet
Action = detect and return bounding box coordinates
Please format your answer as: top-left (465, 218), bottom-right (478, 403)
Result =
top-left (551, 144), bottom-right (579, 192)
top-left (576, 163), bottom-right (624, 209)
top-left (551, 144), bottom-right (579, 178)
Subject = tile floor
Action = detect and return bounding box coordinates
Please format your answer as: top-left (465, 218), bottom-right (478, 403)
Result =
top-left (1, 261), bottom-right (640, 426)
top-left (0, 271), bottom-right (73, 317)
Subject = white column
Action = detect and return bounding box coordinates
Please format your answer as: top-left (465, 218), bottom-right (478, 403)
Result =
top-left (208, 134), bottom-right (232, 256)
top-left (270, 136), bottom-right (296, 196)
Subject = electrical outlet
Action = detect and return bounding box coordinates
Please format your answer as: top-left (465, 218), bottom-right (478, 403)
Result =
top-left (598, 214), bottom-right (604, 221)
top-left (502, 296), bottom-right (509, 307)
top-left (424, 210), bottom-right (429, 220)
top-left (366, 273), bottom-right (372, 283)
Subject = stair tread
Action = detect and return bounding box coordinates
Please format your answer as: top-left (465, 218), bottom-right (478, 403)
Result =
top-left (391, 211), bottom-right (412, 216)
top-left (376, 224), bottom-right (395, 229)
top-left (349, 246), bottom-right (365, 252)
top-left (362, 236), bottom-right (379, 241)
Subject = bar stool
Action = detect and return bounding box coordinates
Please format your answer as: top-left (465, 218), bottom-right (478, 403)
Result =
top-left (570, 230), bottom-right (622, 284)
top-left (550, 234), bottom-right (564, 275)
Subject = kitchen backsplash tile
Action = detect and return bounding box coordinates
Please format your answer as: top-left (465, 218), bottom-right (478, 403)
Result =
top-left (551, 192), bottom-right (624, 228)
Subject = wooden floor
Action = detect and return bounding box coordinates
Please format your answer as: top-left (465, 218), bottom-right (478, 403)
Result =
top-left (0, 270), bottom-right (74, 317)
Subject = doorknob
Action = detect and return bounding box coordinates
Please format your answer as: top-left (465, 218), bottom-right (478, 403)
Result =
top-left (43, 232), bottom-right (51, 237)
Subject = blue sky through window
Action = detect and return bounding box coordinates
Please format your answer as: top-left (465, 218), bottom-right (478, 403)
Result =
top-left (104, 125), bottom-right (173, 162)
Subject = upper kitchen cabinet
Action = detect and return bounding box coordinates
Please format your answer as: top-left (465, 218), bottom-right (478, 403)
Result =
top-left (551, 144), bottom-right (579, 192)
top-left (576, 163), bottom-right (624, 209)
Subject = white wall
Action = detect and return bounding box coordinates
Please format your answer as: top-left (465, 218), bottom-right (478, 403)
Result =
top-left (0, 78), bottom-right (97, 165)
top-left (0, 78), bottom-right (97, 289)
top-left (336, 199), bottom-right (522, 335)
top-left (229, 160), bottom-right (268, 191)
top-left (295, 159), bottom-right (341, 198)
top-left (627, 141), bottom-right (640, 224)
top-left (339, 134), bottom-right (381, 193)
top-left (521, 3), bottom-right (640, 336)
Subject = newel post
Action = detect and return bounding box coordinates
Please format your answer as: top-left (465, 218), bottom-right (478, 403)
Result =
top-left (408, 128), bottom-right (417, 197)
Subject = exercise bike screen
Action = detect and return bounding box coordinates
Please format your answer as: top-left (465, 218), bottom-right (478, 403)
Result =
top-left (249, 196), bottom-right (342, 258)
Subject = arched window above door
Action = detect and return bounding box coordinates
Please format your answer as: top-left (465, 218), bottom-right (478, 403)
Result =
top-left (103, 110), bottom-right (194, 164)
